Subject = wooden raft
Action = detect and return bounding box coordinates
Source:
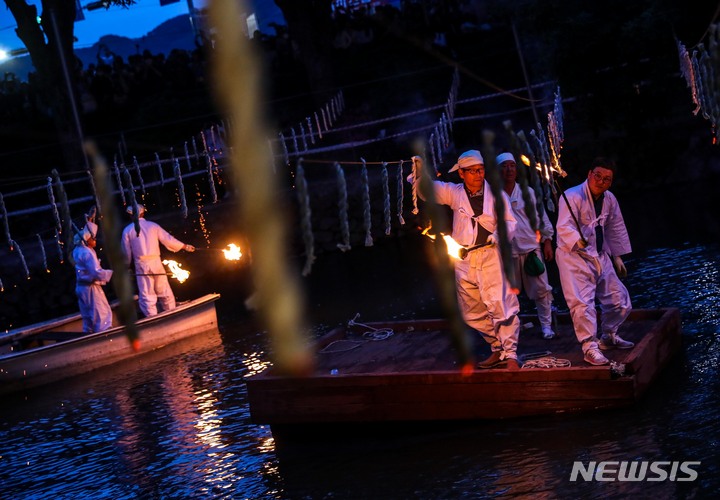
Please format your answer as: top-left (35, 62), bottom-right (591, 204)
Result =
top-left (246, 308), bottom-right (681, 424)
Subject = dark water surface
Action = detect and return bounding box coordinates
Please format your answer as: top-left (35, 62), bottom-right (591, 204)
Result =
top-left (1, 242), bottom-right (718, 499)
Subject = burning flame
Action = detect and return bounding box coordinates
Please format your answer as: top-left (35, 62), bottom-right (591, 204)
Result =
top-left (222, 243), bottom-right (242, 261)
top-left (421, 226), bottom-right (466, 260)
top-left (162, 259), bottom-right (190, 283)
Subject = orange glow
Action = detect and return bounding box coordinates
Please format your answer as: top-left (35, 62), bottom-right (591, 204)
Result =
top-left (162, 259), bottom-right (190, 283)
top-left (461, 362), bottom-right (474, 377)
top-left (131, 339), bottom-right (141, 352)
top-left (422, 226), bottom-right (465, 260)
top-left (222, 243), bottom-right (242, 261)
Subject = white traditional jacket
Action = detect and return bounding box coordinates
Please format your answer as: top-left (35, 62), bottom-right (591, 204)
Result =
top-left (431, 180), bottom-right (517, 247)
top-left (556, 180), bottom-right (631, 257)
top-left (507, 183), bottom-right (554, 255)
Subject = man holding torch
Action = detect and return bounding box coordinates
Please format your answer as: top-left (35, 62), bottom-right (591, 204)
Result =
top-left (410, 150), bottom-right (522, 370)
top-left (555, 157), bottom-right (633, 366)
top-left (121, 204), bottom-right (195, 317)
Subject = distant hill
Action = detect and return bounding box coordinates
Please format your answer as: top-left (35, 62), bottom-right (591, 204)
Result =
top-left (1, 15), bottom-right (199, 81)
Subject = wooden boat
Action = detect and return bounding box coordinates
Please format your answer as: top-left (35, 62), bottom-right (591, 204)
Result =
top-left (246, 308), bottom-right (681, 425)
top-left (0, 293), bottom-right (221, 396)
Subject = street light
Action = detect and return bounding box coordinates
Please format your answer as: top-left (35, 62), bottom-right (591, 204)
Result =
top-left (85, 1), bottom-right (110, 10)
top-left (0, 47), bottom-right (30, 62)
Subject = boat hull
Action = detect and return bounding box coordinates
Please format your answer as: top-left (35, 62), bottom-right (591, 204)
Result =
top-left (0, 294), bottom-right (220, 395)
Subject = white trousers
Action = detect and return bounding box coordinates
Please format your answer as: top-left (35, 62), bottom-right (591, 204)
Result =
top-left (513, 249), bottom-right (554, 328)
top-left (134, 257), bottom-right (176, 317)
top-left (76, 284), bottom-right (113, 333)
top-left (556, 249), bottom-right (632, 352)
top-left (455, 246), bottom-right (520, 359)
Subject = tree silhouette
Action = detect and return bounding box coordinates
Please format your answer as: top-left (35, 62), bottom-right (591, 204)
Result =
top-left (3, 0), bottom-right (135, 171)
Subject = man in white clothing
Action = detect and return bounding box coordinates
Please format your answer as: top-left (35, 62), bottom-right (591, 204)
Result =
top-left (555, 157), bottom-right (634, 366)
top-left (122, 204), bottom-right (195, 317)
top-left (411, 150), bottom-right (522, 370)
top-left (73, 221), bottom-right (113, 333)
top-left (498, 152), bottom-right (556, 339)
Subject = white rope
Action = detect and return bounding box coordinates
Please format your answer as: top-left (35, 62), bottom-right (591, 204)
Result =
top-left (279, 132), bottom-right (289, 165)
top-left (36, 233), bottom-right (48, 272)
top-left (428, 132), bottom-right (437, 172)
top-left (210, 125), bottom-right (219, 152)
top-left (295, 159), bottom-right (316, 276)
top-left (299, 122), bottom-right (308, 151)
top-left (192, 137), bottom-right (199, 161)
top-left (435, 125), bottom-right (443, 164)
top-left (200, 130), bottom-right (209, 154)
top-left (521, 357), bottom-right (571, 369)
top-left (290, 127), bottom-right (299, 155)
top-left (335, 162), bottom-right (351, 252)
top-left (314, 112), bottom-right (323, 139)
top-left (0, 192), bottom-right (11, 249)
top-left (318, 339), bottom-right (364, 353)
top-left (678, 40), bottom-right (701, 114)
top-left (155, 152), bottom-right (165, 186)
top-left (206, 153), bottom-right (218, 204)
top-left (411, 156), bottom-right (421, 215)
top-left (330, 96), bottom-right (337, 123)
top-left (113, 159), bottom-right (126, 205)
top-left (361, 158), bottom-right (373, 247)
top-left (173, 159), bottom-right (188, 219)
top-left (184, 141), bottom-right (193, 171)
top-left (54, 229), bottom-right (63, 263)
top-left (381, 162), bottom-right (391, 235)
top-left (396, 160), bottom-right (406, 225)
top-left (86, 170), bottom-right (101, 217)
top-left (132, 156), bottom-right (146, 195)
top-left (306, 116), bottom-right (315, 145)
top-left (11, 239), bottom-right (29, 279)
top-left (322, 107), bottom-right (329, 132)
top-left (346, 313), bottom-right (394, 341)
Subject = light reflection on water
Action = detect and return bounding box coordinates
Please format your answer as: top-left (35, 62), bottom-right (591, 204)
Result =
top-left (0, 243), bottom-right (718, 498)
